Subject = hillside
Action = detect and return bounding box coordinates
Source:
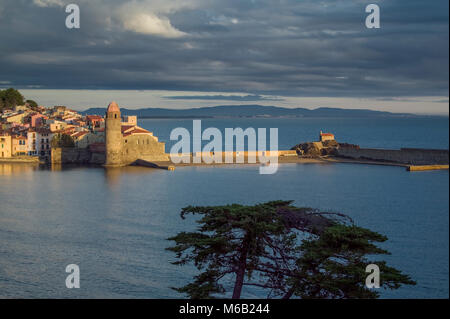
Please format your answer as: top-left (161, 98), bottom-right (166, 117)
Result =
top-left (81, 105), bottom-right (416, 118)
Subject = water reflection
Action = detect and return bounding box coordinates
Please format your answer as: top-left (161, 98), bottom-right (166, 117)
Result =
top-left (50, 163), bottom-right (63, 172)
top-left (104, 165), bottom-right (160, 189)
top-left (0, 162), bottom-right (448, 298)
top-left (104, 167), bottom-right (123, 188)
top-left (0, 163), bottom-right (39, 176)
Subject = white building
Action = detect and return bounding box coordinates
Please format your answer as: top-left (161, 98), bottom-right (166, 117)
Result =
top-left (35, 128), bottom-right (53, 159)
top-left (27, 130), bottom-right (38, 156)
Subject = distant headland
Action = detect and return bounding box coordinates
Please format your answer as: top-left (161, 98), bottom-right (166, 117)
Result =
top-left (81, 105), bottom-right (432, 119)
top-left (0, 90), bottom-right (448, 172)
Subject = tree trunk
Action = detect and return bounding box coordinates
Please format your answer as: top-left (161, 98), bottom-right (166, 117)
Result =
top-left (232, 234), bottom-right (250, 299)
top-left (282, 286), bottom-right (295, 299)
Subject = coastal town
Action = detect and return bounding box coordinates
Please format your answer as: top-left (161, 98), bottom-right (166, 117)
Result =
top-left (0, 100), bottom-right (108, 162)
top-left (0, 89), bottom-right (448, 172)
top-left (0, 103), bottom-right (92, 159)
top-left (0, 89), bottom-right (162, 164)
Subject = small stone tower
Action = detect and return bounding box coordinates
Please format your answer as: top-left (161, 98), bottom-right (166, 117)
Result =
top-left (105, 101), bottom-right (123, 166)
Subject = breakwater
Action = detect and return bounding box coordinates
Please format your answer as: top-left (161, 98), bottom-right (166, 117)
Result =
top-left (407, 165), bottom-right (449, 172)
top-left (337, 147), bottom-right (449, 165)
top-left (0, 156), bottom-right (41, 164)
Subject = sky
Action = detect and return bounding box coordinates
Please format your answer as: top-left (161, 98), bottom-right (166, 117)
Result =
top-left (0, 0), bottom-right (448, 114)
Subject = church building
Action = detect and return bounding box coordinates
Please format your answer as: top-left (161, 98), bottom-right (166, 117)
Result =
top-left (105, 102), bottom-right (169, 166)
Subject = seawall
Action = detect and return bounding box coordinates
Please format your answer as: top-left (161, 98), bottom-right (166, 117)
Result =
top-left (0, 156), bottom-right (41, 164)
top-left (51, 147), bottom-right (105, 165)
top-left (407, 165), bottom-right (449, 171)
top-left (337, 147), bottom-right (449, 165)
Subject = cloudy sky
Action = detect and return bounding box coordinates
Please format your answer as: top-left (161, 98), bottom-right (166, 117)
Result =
top-left (0, 0), bottom-right (448, 114)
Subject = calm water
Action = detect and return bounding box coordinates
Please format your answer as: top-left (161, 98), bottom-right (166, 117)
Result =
top-left (139, 117), bottom-right (449, 150)
top-left (0, 117), bottom-right (448, 299)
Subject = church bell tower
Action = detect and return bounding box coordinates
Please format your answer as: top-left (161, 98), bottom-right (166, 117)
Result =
top-left (105, 101), bottom-right (123, 166)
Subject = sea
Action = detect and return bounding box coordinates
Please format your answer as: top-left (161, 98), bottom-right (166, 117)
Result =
top-left (0, 116), bottom-right (448, 298)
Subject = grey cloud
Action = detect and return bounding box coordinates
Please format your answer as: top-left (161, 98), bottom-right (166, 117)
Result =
top-left (164, 94), bottom-right (284, 101)
top-left (0, 0), bottom-right (447, 98)
top-left (433, 99), bottom-right (449, 103)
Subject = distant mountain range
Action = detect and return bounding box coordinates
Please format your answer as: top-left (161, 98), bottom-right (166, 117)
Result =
top-left (81, 105), bottom-right (420, 118)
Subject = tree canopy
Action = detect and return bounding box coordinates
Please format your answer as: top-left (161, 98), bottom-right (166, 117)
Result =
top-left (51, 133), bottom-right (75, 148)
top-left (0, 88), bottom-right (25, 111)
top-left (26, 99), bottom-right (39, 110)
top-left (167, 201), bottom-right (415, 299)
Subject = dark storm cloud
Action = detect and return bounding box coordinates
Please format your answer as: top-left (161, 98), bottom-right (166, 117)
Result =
top-left (164, 94), bottom-right (283, 101)
top-left (0, 0), bottom-right (448, 97)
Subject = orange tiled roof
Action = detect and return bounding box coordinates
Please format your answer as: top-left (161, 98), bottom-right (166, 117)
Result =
top-left (71, 131), bottom-right (88, 138)
top-left (36, 128), bottom-right (52, 134)
top-left (64, 127), bottom-right (76, 133)
top-left (121, 125), bottom-right (135, 133)
top-left (86, 115), bottom-right (103, 120)
top-left (123, 128), bottom-right (152, 137)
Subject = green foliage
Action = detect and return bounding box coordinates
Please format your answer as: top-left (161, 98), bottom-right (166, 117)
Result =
top-left (173, 270), bottom-right (226, 299)
top-left (26, 100), bottom-right (39, 110)
top-left (167, 201), bottom-right (415, 299)
top-left (168, 201), bottom-right (292, 299)
top-left (51, 133), bottom-right (75, 148)
top-left (291, 225), bottom-right (415, 299)
top-left (0, 88), bottom-right (24, 110)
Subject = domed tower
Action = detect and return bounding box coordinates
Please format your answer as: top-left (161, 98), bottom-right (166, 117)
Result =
top-left (105, 101), bottom-right (123, 166)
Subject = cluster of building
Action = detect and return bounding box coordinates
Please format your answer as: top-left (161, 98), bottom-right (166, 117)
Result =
top-left (0, 102), bottom-right (166, 165)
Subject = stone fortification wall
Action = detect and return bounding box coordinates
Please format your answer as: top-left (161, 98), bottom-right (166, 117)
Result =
top-left (51, 148), bottom-right (105, 164)
top-left (337, 147), bottom-right (449, 165)
top-left (121, 135), bottom-right (169, 164)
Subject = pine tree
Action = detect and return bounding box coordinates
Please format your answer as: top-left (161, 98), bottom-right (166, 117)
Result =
top-left (167, 201), bottom-right (415, 299)
top-left (0, 88), bottom-right (24, 110)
